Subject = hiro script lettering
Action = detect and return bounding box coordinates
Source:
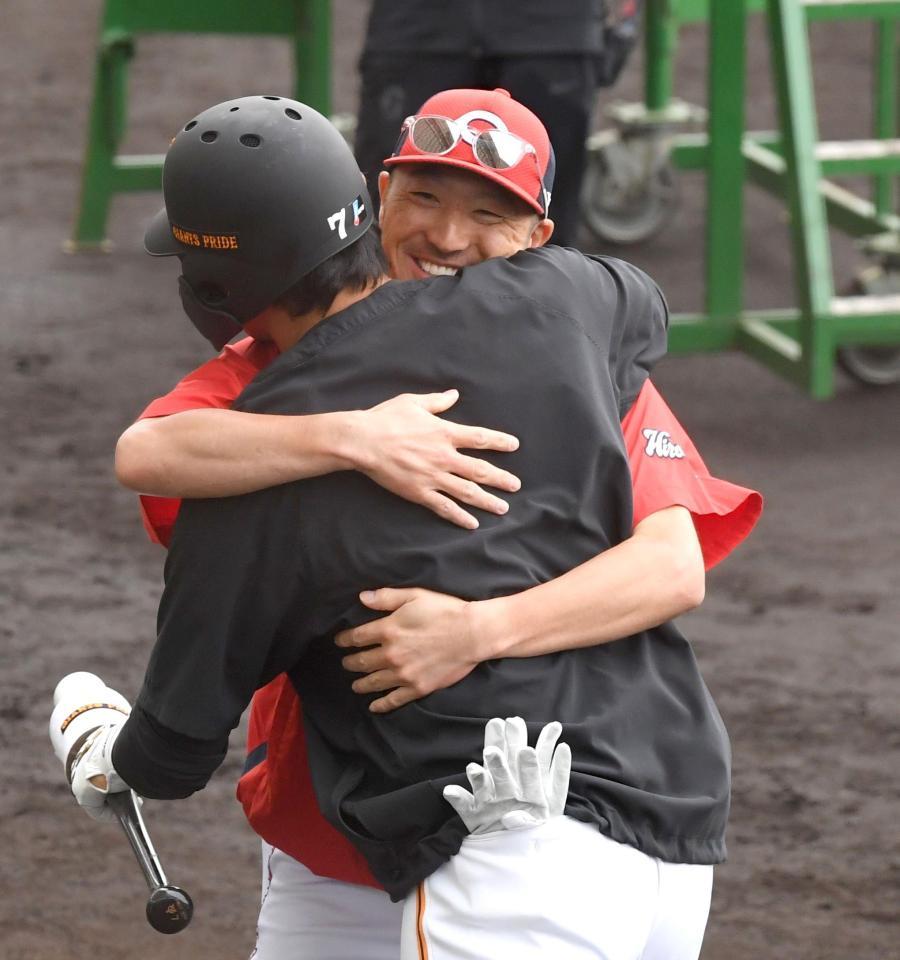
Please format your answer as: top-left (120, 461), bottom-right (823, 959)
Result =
top-left (642, 428), bottom-right (685, 460)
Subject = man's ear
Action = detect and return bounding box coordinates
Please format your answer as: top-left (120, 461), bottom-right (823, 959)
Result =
top-left (528, 218), bottom-right (555, 249)
top-left (377, 171), bottom-right (391, 226)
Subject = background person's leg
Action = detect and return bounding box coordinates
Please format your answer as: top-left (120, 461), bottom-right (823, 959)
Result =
top-left (354, 55), bottom-right (478, 212)
top-left (499, 56), bottom-right (597, 247)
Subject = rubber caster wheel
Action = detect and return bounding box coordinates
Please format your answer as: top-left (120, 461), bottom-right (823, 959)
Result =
top-left (837, 267), bottom-right (900, 386)
top-left (837, 345), bottom-right (900, 385)
top-left (580, 133), bottom-right (679, 245)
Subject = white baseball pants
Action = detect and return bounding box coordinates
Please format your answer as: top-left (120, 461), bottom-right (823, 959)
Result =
top-left (400, 816), bottom-right (714, 960)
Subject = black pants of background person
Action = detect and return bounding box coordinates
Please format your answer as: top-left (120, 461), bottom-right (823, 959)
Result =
top-left (355, 55), bottom-right (597, 248)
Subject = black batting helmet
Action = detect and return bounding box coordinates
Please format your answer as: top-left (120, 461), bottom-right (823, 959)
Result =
top-left (145, 95), bottom-right (373, 349)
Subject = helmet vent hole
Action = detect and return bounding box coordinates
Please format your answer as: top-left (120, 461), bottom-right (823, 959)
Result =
top-left (263, 95), bottom-right (281, 101)
top-left (200, 130), bottom-right (218, 143)
top-left (240, 134), bottom-right (262, 148)
top-left (284, 108), bottom-right (301, 121)
top-left (184, 120), bottom-right (198, 131)
top-left (196, 282), bottom-right (227, 306)
top-left (229, 106), bottom-right (240, 112)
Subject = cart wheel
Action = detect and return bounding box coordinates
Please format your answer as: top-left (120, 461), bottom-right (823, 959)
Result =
top-left (837, 345), bottom-right (900, 386)
top-left (580, 133), bottom-right (679, 245)
top-left (837, 268), bottom-right (900, 386)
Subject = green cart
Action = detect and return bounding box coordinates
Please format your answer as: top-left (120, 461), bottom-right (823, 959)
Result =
top-left (581, 0), bottom-right (900, 394)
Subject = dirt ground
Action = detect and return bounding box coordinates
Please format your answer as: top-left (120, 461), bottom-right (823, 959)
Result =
top-left (2, 2), bottom-right (898, 958)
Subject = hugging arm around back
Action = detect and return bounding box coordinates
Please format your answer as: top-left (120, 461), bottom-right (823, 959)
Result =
top-left (337, 375), bottom-right (763, 713)
top-left (118, 351), bottom-right (707, 708)
top-left (116, 387), bottom-right (521, 531)
top-left (337, 503), bottom-right (705, 713)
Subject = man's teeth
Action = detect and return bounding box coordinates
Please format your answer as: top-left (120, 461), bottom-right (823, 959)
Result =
top-left (418, 260), bottom-right (459, 277)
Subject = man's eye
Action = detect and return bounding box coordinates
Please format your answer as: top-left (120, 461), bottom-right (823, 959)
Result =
top-left (411, 191), bottom-right (438, 203)
top-left (475, 209), bottom-right (503, 222)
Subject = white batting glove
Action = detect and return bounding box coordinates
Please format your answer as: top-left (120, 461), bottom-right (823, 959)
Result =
top-left (443, 717), bottom-right (571, 835)
top-left (68, 720), bottom-right (130, 822)
top-left (48, 672), bottom-right (132, 823)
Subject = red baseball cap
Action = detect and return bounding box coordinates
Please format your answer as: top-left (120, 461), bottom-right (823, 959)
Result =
top-left (384, 88), bottom-right (554, 216)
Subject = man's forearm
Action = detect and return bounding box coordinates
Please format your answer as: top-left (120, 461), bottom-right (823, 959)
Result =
top-left (473, 506), bottom-right (705, 659)
top-left (116, 408), bottom-right (358, 498)
top-left (337, 506), bottom-right (707, 713)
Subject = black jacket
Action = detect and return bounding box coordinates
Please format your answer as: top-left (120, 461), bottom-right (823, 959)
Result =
top-left (114, 247), bottom-right (730, 900)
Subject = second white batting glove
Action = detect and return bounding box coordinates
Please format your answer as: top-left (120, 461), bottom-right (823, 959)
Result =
top-left (443, 717), bottom-right (571, 835)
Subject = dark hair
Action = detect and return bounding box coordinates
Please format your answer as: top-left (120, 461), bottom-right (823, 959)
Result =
top-left (275, 226), bottom-right (387, 317)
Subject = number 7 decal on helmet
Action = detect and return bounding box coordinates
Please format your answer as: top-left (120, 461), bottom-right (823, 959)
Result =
top-left (328, 196), bottom-right (368, 239)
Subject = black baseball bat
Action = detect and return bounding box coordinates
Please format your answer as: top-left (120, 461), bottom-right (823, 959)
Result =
top-left (107, 790), bottom-right (193, 934)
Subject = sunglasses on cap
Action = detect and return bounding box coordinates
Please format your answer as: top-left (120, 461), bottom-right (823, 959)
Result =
top-left (393, 114), bottom-right (548, 214)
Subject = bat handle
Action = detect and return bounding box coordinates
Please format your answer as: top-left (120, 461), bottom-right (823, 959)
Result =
top-left (107, 790), bottom-right (194, 934)
top-left (108, 790), bottom-right (167, 890)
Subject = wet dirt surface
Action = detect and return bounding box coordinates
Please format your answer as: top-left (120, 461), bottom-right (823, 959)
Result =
top-left (2, 2), bottom-right (898, 957)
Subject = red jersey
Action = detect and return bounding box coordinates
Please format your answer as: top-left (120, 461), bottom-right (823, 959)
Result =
top-left (137, 338), bottom-right (280, 547)
top-left (136, 337), bottom-right (761, 889)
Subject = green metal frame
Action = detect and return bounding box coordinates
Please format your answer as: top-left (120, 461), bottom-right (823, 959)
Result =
top-left (631, 0), bottom-right (900, 397)
top-left (68, 0), bottom-right (331, 250)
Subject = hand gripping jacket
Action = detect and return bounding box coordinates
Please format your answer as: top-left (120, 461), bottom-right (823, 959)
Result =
top-left (144, 95), bottom-right (373, 350)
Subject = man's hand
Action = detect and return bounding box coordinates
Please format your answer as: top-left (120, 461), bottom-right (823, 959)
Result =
top-left (443, 717), bottom-right (571, 835)
top-left (49, 673), bottom-right (133, 823)
top-left (69, 721), bottom-right (130, 822)
top-left (350, 389), bottom-right (521, 530)
top-left (335, 587), bottom-right (483, 712)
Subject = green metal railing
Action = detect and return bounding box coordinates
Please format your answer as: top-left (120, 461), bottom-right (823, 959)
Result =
top-left (68, 0), bottom-right (331, 250)
top-left (629, 0), bottom-right (900, 396)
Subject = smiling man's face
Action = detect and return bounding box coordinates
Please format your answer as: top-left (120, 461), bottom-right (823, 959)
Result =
top-left (377, 166), bottom-right (553, 282)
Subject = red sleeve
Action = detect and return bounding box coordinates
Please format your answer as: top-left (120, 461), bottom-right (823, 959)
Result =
top-left (136, 338), bottom-right (279, 547)
top-left (622, 381), bottom-right (763, 570)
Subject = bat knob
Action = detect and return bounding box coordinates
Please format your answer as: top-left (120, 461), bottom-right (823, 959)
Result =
top-left (146, 885), bottom-right (193, 934)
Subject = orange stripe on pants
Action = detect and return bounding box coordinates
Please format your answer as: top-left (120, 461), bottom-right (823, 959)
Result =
top-left (416, 882), bottom-right (430, 960)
